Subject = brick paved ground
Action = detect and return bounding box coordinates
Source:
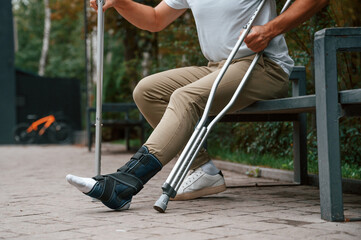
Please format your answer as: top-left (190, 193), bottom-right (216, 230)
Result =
top-left (1, 144), bottom-right (361, 239)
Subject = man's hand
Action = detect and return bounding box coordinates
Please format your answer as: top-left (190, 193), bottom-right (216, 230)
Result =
top-left (243, 25), bottom-right (273, 53)
top-left (90, 0), bottom-right (127, 12)
top-left (241, 0), bottom-right (329, 53)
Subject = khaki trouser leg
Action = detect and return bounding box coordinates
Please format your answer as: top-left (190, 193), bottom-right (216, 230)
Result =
top-left (133, 66), bottom-right (213, 167)
top-left (133, 55), bottom-right (289, 168)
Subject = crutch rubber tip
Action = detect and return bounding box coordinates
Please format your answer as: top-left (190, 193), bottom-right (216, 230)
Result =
top-left (153, 194), bottom-right (169, 213)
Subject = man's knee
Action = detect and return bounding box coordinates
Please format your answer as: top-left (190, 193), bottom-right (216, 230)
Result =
top-left (133, 76), bottom-right (153, 106)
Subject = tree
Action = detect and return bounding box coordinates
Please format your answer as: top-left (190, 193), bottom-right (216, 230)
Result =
top-left (13, 0), bottom-right (85, 79)
top-left (38, 0), bottom-right (51, 76)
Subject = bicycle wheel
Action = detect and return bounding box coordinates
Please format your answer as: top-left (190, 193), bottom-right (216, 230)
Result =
top-left (14, 123), bottom-right (36, 144)
top-left (48, 122), bottom-right (72, 144)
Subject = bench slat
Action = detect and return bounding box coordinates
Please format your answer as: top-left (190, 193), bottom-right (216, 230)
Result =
top-left (88, 103), bottom-right (139, 112)
top-left (220, 113), bottom-right (299, 122)
top-left (91, 120), bottom-right (143, 126)
top-left (233, 94), bottom-right (316, 114)
top-left (340, 89), bottom-right (361, 104)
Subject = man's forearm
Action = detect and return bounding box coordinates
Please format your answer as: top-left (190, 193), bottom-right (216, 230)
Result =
top-left (112, 0), bottom-right (159, 31)
top-left (266, 0), bottom-right (329, 38)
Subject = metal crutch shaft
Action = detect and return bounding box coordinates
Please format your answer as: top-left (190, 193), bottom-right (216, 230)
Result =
top-left (168, 0), bottom-right (267, 191)
top-left (153, 51), bottom-right (261, 214)
top-left (154, 0), bottom-right (293, 213)
top-left (95, 0), bottom-right (105, 176)
top-left (175, 53), bottom-right (262, 191)
top-left (154, 0), bottom-right (267, 213)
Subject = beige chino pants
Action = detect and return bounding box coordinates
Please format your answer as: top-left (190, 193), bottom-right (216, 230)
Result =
top-left (133, 54), bottom-right (289, 169)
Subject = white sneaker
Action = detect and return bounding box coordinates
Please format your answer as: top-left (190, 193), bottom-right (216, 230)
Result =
top-left (171, 168), bottom-right (226, 201)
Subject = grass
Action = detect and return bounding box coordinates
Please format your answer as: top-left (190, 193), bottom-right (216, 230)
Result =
top-left (208, 144), bottom-right (294, 171)
top-left (208, 143), bottom-right (361, 180)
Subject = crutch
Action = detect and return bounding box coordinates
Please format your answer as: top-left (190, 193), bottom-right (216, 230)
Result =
top-left (94, 0), bottom-right (105, 176)
top-left (154, 0), bottom-right (293, 213)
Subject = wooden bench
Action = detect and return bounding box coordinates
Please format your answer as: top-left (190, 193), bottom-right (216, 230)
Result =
top-left (220, 27), bottom-right (361, 222)
top-left (87, 103), bottom-right (145, 151)
top-left (220, 65), bottom-right (312, 185)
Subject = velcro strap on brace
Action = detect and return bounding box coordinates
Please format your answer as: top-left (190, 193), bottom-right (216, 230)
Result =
top-left (93, 172), bottom-right (144, 202)
top-left (131, 152), bottom-right (144, 161)
top-left (109, 172), bottom-right (144, 193)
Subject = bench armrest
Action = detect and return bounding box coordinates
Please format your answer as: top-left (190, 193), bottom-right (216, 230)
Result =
top-left (289, 66), bottom-right (306, 97)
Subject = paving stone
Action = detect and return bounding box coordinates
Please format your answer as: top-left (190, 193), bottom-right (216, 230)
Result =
top-left (304, 222), bottom-right (361, 237)
top-left (262, 225), bottom-right (339, 239)
top-left (1, 144), bottom-right (360, 240)
top-left (233, 232), bottom-right (291, 240)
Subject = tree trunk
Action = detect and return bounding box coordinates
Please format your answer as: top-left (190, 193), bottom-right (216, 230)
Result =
top-left (38, 0), bottom-right (51, 76)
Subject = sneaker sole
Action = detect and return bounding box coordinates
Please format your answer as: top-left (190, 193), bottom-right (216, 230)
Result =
top-left (170, 184), bottom-right (226, 201)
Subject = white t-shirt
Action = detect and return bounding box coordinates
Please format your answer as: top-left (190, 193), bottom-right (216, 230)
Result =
top-left (164, 0), bottom-right (294, 75)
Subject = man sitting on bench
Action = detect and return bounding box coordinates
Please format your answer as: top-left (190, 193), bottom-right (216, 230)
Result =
top-left (66, 0), bottom-right (328, 210)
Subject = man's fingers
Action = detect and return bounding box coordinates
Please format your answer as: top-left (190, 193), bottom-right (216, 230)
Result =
top-left (89, 0), bottom-right (111, 12)
top-left (244, 32), bottom-right (256, 45)
top-left (102, 1), bottom-right (111, 11)
top-left (244, 27), bottom-right (258, 44)
top-left (90, 0), bottom-right (98, 11)
top-left (240, 25), bottom-right (270, 52)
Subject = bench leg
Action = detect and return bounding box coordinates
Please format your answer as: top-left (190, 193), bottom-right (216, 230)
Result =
top-left (88, 132), bottom-right (92, 152)
top-left (87, 109), bottom-right (92, 152)
top-left (293, 113), bottom-right (308, 184)
top-left (314, 33), bottom-right (344, 222)
top-left (87, 127), bottom-right (92, 152)
top-left (125, 127), bottom-right (130, 151)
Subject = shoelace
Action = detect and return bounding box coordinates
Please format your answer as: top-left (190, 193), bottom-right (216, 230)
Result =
top-left (183, 170), bottom-right (203, 187)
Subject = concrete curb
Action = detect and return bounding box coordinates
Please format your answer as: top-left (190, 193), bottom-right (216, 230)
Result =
top-left (213, 159), bottom-right (294, 183)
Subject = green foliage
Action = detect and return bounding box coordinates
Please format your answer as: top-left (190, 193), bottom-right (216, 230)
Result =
top-left (208, 122), bottom-right (293, 163)
top-left (156, 11), bottom-right (207, 71)
top-left (103, 30), bottom-right (126, 103)
top-left (207, 118), bottom-right (361, 180)
top-left (46, 15), bottom-right (85, 79)
top-left (339, 118), bottom-right (361, 165)
top-left (13, 0), bottom-right (86, 80)
top-left (208, 122), bottom-right (293, 159)
top-left (14, 0), bottom-right (44, 73)
top-left (208, 140), bottom-right (294, 171)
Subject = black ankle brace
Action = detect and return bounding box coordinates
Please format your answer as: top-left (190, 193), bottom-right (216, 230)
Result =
top-left (92, 146), bottom-right (162, 202)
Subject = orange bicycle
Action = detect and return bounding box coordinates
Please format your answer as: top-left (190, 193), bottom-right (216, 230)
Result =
top-left (14, 114), bottom-right (72, 144)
